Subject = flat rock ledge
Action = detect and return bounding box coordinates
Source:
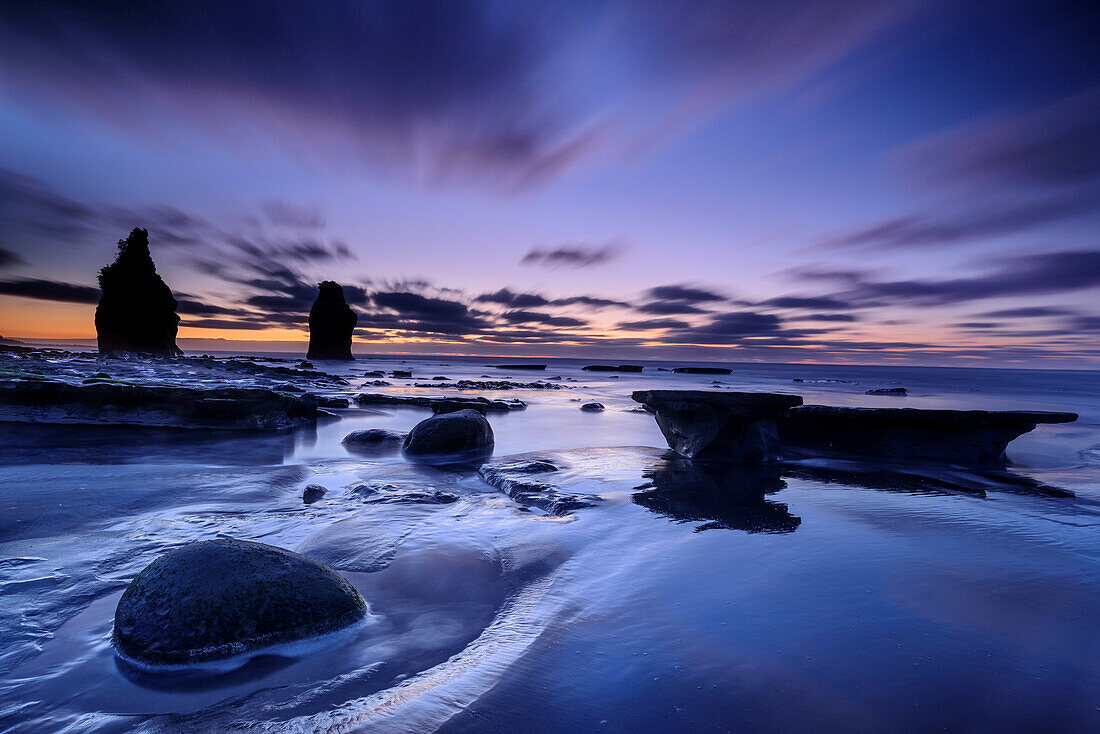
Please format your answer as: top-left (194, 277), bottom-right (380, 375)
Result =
top-left (478, 457), bottom-right (599, 515)
top-left (632, 390), bottom-right (804, 462)
top-left (779, 405), bottom-right (1078, 466)
top-left (355, 393), bottom-right (525, 412)
top-left (0, 380), bottom-right (317, 430)
top-left (113, 539), bottom-right (366, 665)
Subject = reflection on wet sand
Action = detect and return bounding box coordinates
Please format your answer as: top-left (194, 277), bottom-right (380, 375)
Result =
top-left (632, 452), bottom-right (1075, 534)
top-left (633, 454), bottom-right (800, 533)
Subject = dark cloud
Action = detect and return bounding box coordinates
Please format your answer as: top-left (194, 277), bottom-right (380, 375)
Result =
top-left (758, 295), bottom-right (858, 310)
top-left (473, 288), bottom-right (549, 308)
top-left (820, 194), bottom-right (1097, 249)
top-left (0, 277), bottom-right (99, 304)
top-left (0, 1), bottom-right (908, 187)
top-left (0, 247), bottom-right (24, 269)
top-left (548, 295), bottom-right (630, 309)
top-left (688, 312), bottom-right (784, 337)
top-left (645, 285), bottom-right (726, 303)
top-left (980, 306), bottom-right (1078, 318)
top-left (175, 298), bottom-right (252, 317)
top-left (953, 321), bottom-right (1000, 330)
top-left (180, 317), bottom-right (270, 331)
top-left (521, 242), bottom-right (623, 268)
top-left (901, 90), bottom-right (1100, 190)
top-left (500, 310), bottom-right (587, 327)
top-left (259, 200), bottom-right (326, 230)
top-left (797, 249), bottom-right (1100, 306)
top-left (635, 300), bottom-right (710, 315)
top-left (824, 92), bottom-right (1100, 250)
top-left (370, 290), bottom-right (490, 335)
top-left (792, 313), bottom-right (858, 322)
top-left (617, 318), bottom-right (690, 330)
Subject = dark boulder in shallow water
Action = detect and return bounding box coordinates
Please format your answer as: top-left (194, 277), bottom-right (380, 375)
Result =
top-left (0, 380), bottom-right (317, 430)
top-left (307, 281), bottom-right (357, 360)
top-left (343, 428), bottom-right (407, 446)
top-left (113, 539), bottom-right (366, 665)
top-left (866, 387), bottom-right (907, 396)
top-left (95, 228), bottom-right (181, 356)
top-left (403, 409), bottom-right (494, 463)
top-left (779, 406), bottom-right (1078, 466)
top-left (580, 402), bottom-right (605, 412)
top-left (672, 366), bottom-right (732, 375)
top-left (303, 484), bottom-right (328, 504)
top-left (632, 390), bottom-right (803, 463)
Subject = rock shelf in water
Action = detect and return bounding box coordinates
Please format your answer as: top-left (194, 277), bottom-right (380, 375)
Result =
top-left (355, 393), bottom-right (526, 412)
top-left (632, 390), bottom-right (804, 462)
top-left (633, 389), bottom-right (1078, 467)
top-left (0, 380), bottom-right (317, 430)
top-left (113, 539), bottom-right (366, 665)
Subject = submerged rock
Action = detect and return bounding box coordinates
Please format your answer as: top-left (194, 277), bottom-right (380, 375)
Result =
top-left (95, 228), bottom-right (181, 356)
top-left (303, 484), bottom-right (328, 504)
top-left (580, 402), bottom-right (605, 412)
top-left (779, 405), bottom-right (1078, 466)
top-left (342, 428), bottom-right (406, 456)
top-left (0, 380), bottom-right (317, 430)
top-left (632, 390), bottom-right (803, 463)
top-left (866, 387), bottom-right (907, 396)
top-left (113, 538), bottom-right (366, 665)
top-left (478, 456), bottom-right (596, 515)
top-left (348, 481), bottom-right (460, 505)
top-left (307, 281), bottom-right (357, 360)
top-left (343, 428), bottom-right (407, 445)
top-left (671, 366), bottom-right (732, 375)
top-left (403, 409), bottom-right (494, 462)
top-left (582, 364), bottom-right (643, 372)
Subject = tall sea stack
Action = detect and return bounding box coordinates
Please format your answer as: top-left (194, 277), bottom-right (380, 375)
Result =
top-left (307, 281), bottom-right (357, 360)
top-left (95, 228), bottom-right (181, 356)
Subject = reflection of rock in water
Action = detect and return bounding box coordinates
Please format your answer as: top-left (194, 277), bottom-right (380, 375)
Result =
top-left (783, 460), bottom-right (1074, 498)
top-left (634, 455), bottom-right (800, 533)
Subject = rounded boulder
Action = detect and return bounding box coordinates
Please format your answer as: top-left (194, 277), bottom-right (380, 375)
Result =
top-left (403, 408), bottom-right (494, 456)
top-left (113, 538), bottom-right (366, 665)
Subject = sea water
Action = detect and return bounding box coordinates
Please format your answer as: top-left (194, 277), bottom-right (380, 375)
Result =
top-left (1, 353), bottom-right (1097, 732)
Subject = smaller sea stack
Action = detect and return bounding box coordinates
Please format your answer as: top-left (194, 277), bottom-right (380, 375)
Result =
top-left (307, 281), bottom-right (357, 360)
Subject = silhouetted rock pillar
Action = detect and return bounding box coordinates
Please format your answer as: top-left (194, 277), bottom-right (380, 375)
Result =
top-left (95, 228), bottom-right (181, 356)
top-left (307, 281), bottom-right (357, 360)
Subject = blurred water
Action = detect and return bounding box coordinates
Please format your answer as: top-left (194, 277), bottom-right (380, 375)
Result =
top-left (0, 354), bottom-right (1097, 732)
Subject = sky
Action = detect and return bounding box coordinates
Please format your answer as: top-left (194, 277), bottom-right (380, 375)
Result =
top-left (0, 0), bottom-right (1098, 366)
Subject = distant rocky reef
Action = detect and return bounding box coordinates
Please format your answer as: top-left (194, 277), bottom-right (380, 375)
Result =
top-left (307, 281), bottom-right (357, 360)
top-left (95, 228), bottom-right (181, 356)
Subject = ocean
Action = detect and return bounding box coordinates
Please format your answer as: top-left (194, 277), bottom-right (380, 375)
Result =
top-left (1, 351), bottom-right (1098, 732)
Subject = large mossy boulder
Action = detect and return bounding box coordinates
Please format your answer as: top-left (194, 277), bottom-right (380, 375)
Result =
top-left (307, 281), bottom-right (357, 360)
top-left (403, 408), bottom-right (494, 458)
top-left (113, 538), bottom-right (366, 665)
top-left (95, 228), bottom-right (181, 356)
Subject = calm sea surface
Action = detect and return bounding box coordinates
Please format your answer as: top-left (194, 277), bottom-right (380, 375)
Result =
top-left (1, 353), bottom-right (1097, 732)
